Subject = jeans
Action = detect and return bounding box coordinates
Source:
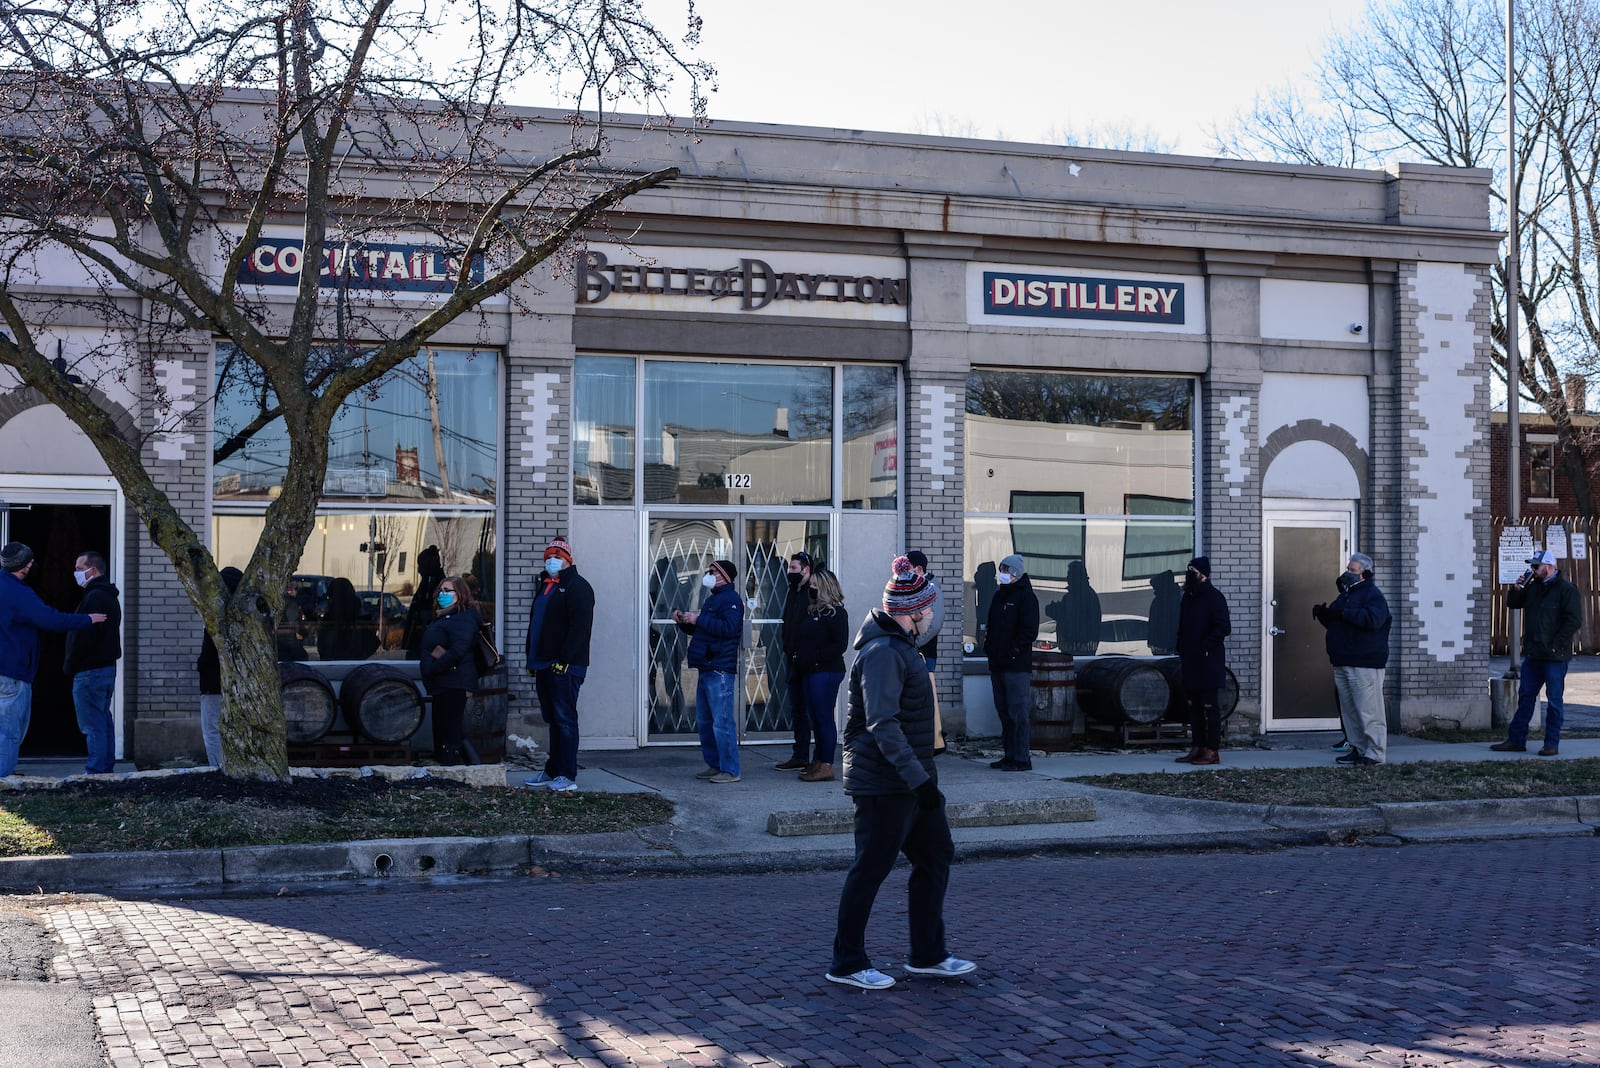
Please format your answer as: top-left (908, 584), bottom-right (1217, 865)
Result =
top-left (1509, 656), bottom-right (1568, 748)
top-left (990, 669), bottom-right (1032, 764)
top-left (831, 792), bottom-right (955, 974)
top-left (1186, 687), bottom-right (1220, 750)
top-left (199, 694), bottom-right (224, 767)
top-left (73, 666), bottom-right (117, 774)
top-left (1333, 665), bottom-right (1387, 761)
top-left (696, 670), bottom-right (739, 776)
top-left (801, 669), bottom-right (844, 764)
top-left (786, 670), bottom-right (810, 762)
top-left (536, 668), bottom-right (585, 780)
top-left (0, 676), bottom-right (32, 778)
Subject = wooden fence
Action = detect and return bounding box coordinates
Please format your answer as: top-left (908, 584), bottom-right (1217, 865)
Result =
top-left (1490, 517), bottom-right (1600, 655)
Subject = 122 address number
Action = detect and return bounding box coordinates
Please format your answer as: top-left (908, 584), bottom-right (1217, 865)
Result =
top-left (723, 473), bottom-right (753, 489)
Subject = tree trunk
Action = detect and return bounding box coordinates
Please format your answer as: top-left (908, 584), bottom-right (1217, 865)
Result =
top-left (215, 599), bottom-right (290, 781)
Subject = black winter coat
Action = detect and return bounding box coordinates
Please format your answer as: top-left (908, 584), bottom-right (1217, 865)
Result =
top-left (418, 606), bottom-right (482, 695)
top-left (1509, 570), bottom-right (1583, 662)
top-left (983, 573), bottom-right (1040, 672)
top-left (525, 568), bottom-right (595, 668)
top-left (63, 578), bottom-right (122, 675)
top-left (1175, 580), bottom-right (1231, 689)
top-left (789, 604), bottom-right (849, 675)
top-left (841, 610), bottom-right (937, 797)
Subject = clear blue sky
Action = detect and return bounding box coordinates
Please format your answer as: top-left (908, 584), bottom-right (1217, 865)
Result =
top-left (648, 0), bottom-right (1381, 155)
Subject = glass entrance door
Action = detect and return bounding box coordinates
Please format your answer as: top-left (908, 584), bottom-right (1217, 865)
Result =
top-left (646, 514), bottom-right (830, 744)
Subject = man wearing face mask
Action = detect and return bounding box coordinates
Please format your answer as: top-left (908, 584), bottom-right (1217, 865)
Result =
top-left (64, 551), bottom-right (123, 775)
top-left (983, 553), bottom-right (1040, 771)
top-left (1313, 552), bottom-right (1392, 765)
top-left (0, 542), bottom-right (105, 778)
top-left (1174, 556), bottom-right (1231, 766)
top-left (775, 551), bottom-right (817, 772)
top-left (1493, 549), bottom-right (1582, 756)
top-left (523, 537), bottom-right (594, 793)
top-left (674, 560), bottom-right (745, 783)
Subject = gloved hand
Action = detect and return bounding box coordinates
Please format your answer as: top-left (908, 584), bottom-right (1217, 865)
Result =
top-left (1312, 603), bottom-right (1327, 623)
top-left (915, 780), bottom-right (943, 812)
top-left (551, 663), bottom-right (569, 675)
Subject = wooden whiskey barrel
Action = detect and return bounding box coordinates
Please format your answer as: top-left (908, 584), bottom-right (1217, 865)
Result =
top-left (279, 662), bottom-right (336, 743)
top-left (1074, 657), bottom-right (1171, 725)
top-left (339, 664), bottom-right (425, 744)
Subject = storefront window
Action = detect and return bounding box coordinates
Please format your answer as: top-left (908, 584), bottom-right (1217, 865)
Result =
top-left (842, 364), bottom-right (899, 510)
top-left (212, 510), bottom-right (496, 664)
top-left (574, 355), bottom-right (636, 506)
top-left (963, 370), bottom-right (1195, 658)
top-left (212, 345), bottom-right (499, 663)
top-left (642, 361), bottom-right (832, 507)
top-left (213, 346), bottom-right (499, 504)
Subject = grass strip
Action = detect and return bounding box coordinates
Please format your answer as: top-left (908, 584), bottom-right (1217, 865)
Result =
top-left (0, 776), bottom-right (673, 857)
top-left (1075, 756), bottom-right (1600, 808)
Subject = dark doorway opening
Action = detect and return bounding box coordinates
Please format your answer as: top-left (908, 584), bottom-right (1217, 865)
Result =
top-left (8, 503), bottom-right (114, 757)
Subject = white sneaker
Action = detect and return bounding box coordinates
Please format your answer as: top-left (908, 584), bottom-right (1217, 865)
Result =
top-left (523, 771), bottom-right (554, 788)
top-left (905, 956), bottom-right (976, 978)
top-left (547, 776), bottom-right (577, 794)
top-left (826, 967), bottom-right (896, 990)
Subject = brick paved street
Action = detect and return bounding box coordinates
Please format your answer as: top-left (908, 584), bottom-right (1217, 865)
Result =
top-left (26, 838), bottom-right (1600, 1066)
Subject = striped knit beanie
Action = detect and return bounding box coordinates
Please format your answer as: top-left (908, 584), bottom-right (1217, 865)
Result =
top-left (882, 555), bottom-right (936, 614)
top-left (544, 537), bottom-right (574, 565)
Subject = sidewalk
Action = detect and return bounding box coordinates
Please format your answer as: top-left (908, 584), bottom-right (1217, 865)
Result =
top-left (5, 718), bottom-right (1600, 894)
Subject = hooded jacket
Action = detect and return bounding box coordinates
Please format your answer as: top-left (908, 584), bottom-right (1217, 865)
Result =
top-left (841, 609), bottom-right (936, 797)
top-left (680, 582), bottom-right (743, 674)
top-left (0, 571), bottom-right (93, 683)
top-left (983, 571), bottom-right (1039, 672)
top-left (1318, 572), bottom-right (1391, 669)
top-left (63, 575), bottom-right (122, 675)
top-left (1508, 568), bottom-right (1583, 662)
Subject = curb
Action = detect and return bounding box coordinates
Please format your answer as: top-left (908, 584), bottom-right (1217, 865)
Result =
top-left (766, 796), bottom-right (1097, 837)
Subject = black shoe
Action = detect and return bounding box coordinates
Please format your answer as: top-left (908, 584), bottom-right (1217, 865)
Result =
top-left (1350, 754), bottom-right (1379, 765)
top-left (773, 756), bottom-right (809, 771)
top-left (1335, 751), bottom-right (1361, 764)
top-left (1489, 741), bottom-right (1526, 752)
top-left (1002, 760), bottom-right (1033, 771)
top-left (989, 758), bottom-right (1013, 770)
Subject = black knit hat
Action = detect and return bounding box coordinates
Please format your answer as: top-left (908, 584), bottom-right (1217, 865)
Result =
top-left (0, 542), bottom-right (34, 571)
top-left (711, 559), bottom-right (738, 584)
top-left (1187, 556), bottom-right (1211, 578)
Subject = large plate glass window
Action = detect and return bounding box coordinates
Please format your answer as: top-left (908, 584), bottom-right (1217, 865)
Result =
top-left (963, 370), bottom-right (1194, 658)
top-left (212, 346), bottom-right (499, 663)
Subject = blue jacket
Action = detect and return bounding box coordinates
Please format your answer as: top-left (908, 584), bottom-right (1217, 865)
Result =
top-left (680, 583), bottom-right (743, 674)
top-left (1319, 575), bottom-right (1391, 669)
top-left (0, 572), bottom-right (93, 683)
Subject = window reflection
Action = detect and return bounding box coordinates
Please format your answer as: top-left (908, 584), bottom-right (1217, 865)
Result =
top-left (213, 346), bottom-right (499, 505)
top-left (574, 355), bottom-right (636, 505)
top-left (214, 510), bottom-right (496, 664)
top-left (643, 361), bottom-right (832, 506)
top-left (842, 365), bottom-right (898, 510)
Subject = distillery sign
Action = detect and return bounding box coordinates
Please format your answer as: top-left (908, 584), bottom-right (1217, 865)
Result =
top-left (577, 245), bottom-right (909, 320)
top-left (983, 271), bottom-right (1184, 324)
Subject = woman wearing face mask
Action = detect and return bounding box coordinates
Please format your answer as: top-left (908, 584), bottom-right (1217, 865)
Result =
top-left (417, 573), bottom-right (481, 765)
top-left (788, 566), bottom-right (850, 781)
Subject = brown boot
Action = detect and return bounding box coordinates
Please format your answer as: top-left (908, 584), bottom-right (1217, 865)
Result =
top-left (1174, 747), bottom-right (1201, 764)
top-left (799, 761), bottom-right (835, 782)
top-left (1190, 749), bottom-right (1220, 766)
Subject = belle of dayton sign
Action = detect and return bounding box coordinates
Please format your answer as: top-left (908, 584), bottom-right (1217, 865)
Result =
top-left (577, 245), bottom-right (908, 320)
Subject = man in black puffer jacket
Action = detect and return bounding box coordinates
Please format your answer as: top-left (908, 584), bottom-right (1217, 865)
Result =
top-left (826, 560), bottom-right (976, 991)
top-left (1314, 552), bottom-right (1392, 765)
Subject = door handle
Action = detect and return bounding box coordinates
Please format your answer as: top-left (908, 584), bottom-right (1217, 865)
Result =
top-left (1268, 626), bottom-right (1286, 637)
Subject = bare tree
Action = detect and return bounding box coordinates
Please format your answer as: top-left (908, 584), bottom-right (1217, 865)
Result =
top-left (0, 0), bottom-right (712, 779)
top-left (1214, 0), bottom-right (1600, 513)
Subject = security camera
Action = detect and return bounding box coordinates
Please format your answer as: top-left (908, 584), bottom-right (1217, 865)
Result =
top-left (1350, 323), bottom-right (1364, 334)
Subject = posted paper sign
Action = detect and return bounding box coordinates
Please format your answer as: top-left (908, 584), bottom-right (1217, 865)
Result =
top-left (1499, 526), bottom-right (1535, 584)
top-left (1547, 524), bottom-right (1569, 559)
top-left (1574, 533), bottom-right (1588, 560)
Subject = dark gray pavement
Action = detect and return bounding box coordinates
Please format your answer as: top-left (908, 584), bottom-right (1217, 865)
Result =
top-left (14, 837), bottom-right (1600, 1066)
